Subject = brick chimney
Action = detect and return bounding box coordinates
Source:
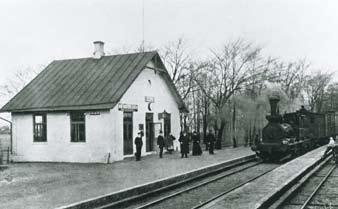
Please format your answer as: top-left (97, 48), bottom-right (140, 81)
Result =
top-left (93, 41), bottom-right (105, 59)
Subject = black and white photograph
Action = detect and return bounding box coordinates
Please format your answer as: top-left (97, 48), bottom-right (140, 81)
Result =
top-left (1, 0), bottom-right (338, 208)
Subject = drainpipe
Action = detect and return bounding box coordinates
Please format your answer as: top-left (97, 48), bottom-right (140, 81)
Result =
top-left (107, 152), bottom-right (111, 164)
top-left (0, 116), bottom-right (12, 154)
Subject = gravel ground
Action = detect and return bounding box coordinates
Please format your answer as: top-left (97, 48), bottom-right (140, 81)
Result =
top-left (0, 147), bottom-right (253, 209)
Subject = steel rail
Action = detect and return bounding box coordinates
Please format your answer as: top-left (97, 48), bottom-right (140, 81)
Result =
top-left (268, 155), bottom-right (332, 209)
top-left (300, 164), bottom-right (336, 209)
top-left (133, 162), bottom-right (263, 209)
top-left (131, 163), bottom-right (275, 209)
top-left (95, 156), bottom-right (257, 209)
top-left (192, 166), bottom-right (278, 209)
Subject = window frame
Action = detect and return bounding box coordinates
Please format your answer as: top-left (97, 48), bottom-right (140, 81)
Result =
top-left (70, 111), bottom-right (86, 142)
top-left (33, 113), bottom-right (47, 142)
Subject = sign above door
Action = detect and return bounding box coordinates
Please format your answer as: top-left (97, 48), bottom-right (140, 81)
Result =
top-left (118, 103), bottom-right (138, 112)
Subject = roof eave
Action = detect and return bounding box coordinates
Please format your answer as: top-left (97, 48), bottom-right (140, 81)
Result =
top-left (1, 103), bottom-right (116, 113)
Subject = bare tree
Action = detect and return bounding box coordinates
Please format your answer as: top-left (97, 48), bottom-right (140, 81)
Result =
top-left (159, 38), bottom-right (196, 100)
top-left (305, 71), bottom-right (333, 112)
top-left (160, 38), bottom-right (190, 83)
top-left (0, 67), bottom-right (40, 105)
top-left (271, 59), bottom-right (309, 103)
top-left (322, 82), bottom-right (338, 111)
top-left (194, 39), bottom-right (273, 147)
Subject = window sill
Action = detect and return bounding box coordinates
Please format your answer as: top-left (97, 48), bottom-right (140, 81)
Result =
top-left (32, 142), bottom-right (48, 145)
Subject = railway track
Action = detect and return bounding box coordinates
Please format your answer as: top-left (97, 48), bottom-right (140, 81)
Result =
top-left (271, 156), bottom-right (337, 209)
top-left (95, 159), bottom-right (280, 209)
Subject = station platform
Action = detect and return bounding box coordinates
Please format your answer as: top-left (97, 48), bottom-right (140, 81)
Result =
top-left (0, 146), bottom-right (254, 209)
top-left (201, 146), bottom-right (327, 209)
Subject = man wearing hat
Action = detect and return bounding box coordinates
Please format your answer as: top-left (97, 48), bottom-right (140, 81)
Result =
top-left (134, 131), bottom-right (143, 161)
top-left (157, 130), bottom-right (165, 158)
top-left (206, 129), bottom-right (216, 154)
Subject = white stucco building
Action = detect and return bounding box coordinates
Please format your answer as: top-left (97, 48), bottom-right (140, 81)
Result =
top-left (0, 42), bottom-right (187, 163)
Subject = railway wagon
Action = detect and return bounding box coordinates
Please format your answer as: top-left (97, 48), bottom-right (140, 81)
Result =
top-left (325, 111), bottom-right (336, 137)
top-left (252, 95), bottom-right (336, 161)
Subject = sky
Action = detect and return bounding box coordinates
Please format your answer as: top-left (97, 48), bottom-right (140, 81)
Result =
top-left (0, 0), bottom-right (338, 124)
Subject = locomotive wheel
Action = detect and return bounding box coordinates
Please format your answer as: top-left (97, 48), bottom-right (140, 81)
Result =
top-left (291, 148), bottom-right (301, 158)
top-left (257, 151), bottom-right (269, 162)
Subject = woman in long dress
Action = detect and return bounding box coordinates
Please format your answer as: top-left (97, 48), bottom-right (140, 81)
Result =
top-left (192, 131), bottom-right (202, 156)
top-left (166, 133), bottom-right (175, 154)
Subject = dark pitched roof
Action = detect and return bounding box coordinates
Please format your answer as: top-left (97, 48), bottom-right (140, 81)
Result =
top-left (1, 51), bottom-right (187, 113)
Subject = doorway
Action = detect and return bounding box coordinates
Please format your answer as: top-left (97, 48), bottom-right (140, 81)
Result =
top-left (123, 112), bottom-right (133, 155)
top-left (145, 113), bottom-right (154, 152)
top-left (163, 113), bottom-right (171, 138)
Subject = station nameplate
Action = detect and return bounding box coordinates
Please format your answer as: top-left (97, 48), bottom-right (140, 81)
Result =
top-left (118, 103), bottom-right (138, 112)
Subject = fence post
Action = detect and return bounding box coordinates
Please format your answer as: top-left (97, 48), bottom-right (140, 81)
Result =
top-left (7, 147), bottom-right (10, 164)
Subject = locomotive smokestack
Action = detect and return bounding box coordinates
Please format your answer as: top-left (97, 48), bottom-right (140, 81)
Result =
top-left (266, 92), bottom-right (282, 123)
top-left (269, 94), bottom-right (280, 116)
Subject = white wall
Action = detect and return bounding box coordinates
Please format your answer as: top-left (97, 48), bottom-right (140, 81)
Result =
top-left (12, 111), bottom-right (114, 163)
top-left (11, 61), bottom-right (182, 163)
top-left (113, 61), bottom-right (181, 157)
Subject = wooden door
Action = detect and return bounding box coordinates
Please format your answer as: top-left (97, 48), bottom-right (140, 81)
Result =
top-left (123, 112), bottom-right (133, 155)
top-left (145, 113), bottom-right (154, 152)
top-left (163, 113), bottom-right (171, 138)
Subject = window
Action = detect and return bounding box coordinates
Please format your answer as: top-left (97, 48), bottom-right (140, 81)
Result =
top-left (70, 112), bottom-right (86, 142)
top-left (33, 114), bottom-right (47, 142)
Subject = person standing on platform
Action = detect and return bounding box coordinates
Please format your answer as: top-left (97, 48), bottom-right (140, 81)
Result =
top-left (134, 132), bottom-right (143, 161)
top-left (204, 133), bottom-right (209, 151)
top-left (157, 131), bottom-right (165, 158)
top-left (192, 131), bottom-right (202, 155)
top-left (206, 129), bottom-right (216, 154)
top-left (179, 131), bottom-right (189, 158)
top-left (166, 133), bottom-right (176, 154)
top-left (323, 136), bottom-right (336, 159)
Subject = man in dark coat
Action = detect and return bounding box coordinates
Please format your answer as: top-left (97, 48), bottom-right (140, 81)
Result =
top-left (206, 129), bottom-right (216, 154)
top-left (192, 131), bottom-right (202, 156)
top-left (179, 131), bottom-right (189, 158)
top-left (204, 133), bottom-right (209, 151)
top-left (157, 131), bottom-right (165, 158)
top-left (134, 132), bottom-right (143, 161)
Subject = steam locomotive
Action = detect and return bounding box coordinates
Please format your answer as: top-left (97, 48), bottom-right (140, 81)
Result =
top-left (252, 94), bottom-right (337, 161)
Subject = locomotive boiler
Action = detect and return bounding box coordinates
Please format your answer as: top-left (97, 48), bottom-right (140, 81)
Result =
top-left (252, 94), bottom-right (336, 161)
